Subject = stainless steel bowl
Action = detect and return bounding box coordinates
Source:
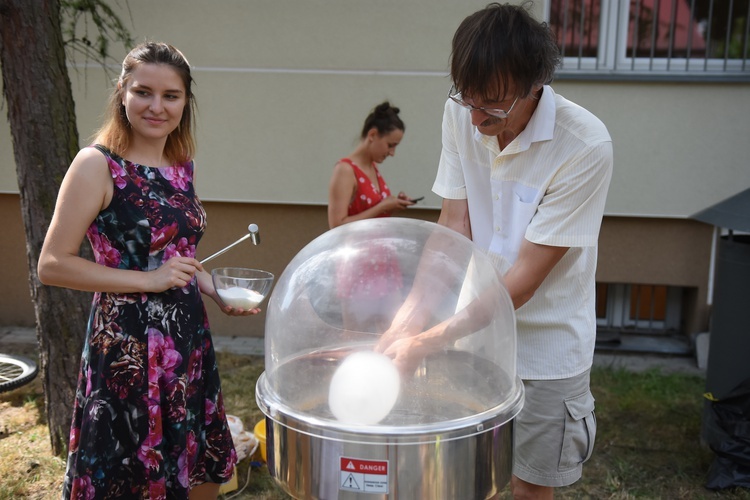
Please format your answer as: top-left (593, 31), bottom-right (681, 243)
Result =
top-left (256, 346), bottom-right (523, 499)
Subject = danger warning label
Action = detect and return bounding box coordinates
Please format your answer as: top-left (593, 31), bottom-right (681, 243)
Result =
top-left (339, 457), bottom-right (389, 494)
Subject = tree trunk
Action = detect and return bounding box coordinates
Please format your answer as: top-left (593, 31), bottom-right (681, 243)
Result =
top-left (0, 0), bottom-right (92, 455)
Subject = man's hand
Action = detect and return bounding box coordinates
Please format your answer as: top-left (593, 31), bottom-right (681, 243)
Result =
top-left (376, 322), bottom-right (447, 376)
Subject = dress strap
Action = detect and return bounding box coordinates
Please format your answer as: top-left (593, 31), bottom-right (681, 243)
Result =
top-left (92, 144), bottom-right (112, 158)
top-left (338, 157), bottom-right (358, 170)
top-left (339, 157), bottom-right (376, 178)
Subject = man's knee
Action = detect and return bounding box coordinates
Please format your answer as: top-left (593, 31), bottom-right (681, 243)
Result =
top-left (510, 475), bottom-right (554, 500)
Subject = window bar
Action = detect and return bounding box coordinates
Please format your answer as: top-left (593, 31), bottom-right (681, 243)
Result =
top-left (666, 0), bottom-right (678, 71)
top-left (743, 0), bottom-right (750, 71)
top-left (640, 286), bottom-right (646, 326)
top-left (723, 0), bottom-right (735, 71)
top-left (704, 0), bottom-right (715, 71)
top-left (648, 285), bottom-right (657, 330)
top-left (560, 0), bottom-right (570, 66)
top-left (552, 0), bottom-right (750, 77)
top-left (635, 285), bottom-right (644, 327)
top-left (686, 0), bottom-right (697, 71)
top-left (610, 0), bottom-right (618, 70)
top-left (577, 0), bottom-right (586, 66)
top-left (649, 0), bottom-right (660, 70)
top-left (630, 0), bottom-right (642, 70)
top-left (585, 0), bottom-right (596, 61)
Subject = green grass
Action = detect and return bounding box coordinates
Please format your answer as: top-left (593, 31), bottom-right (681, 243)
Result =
top-left (557, 368), bottom-right (749, 500)
top-left (2, 350), bottom-right (750, 499)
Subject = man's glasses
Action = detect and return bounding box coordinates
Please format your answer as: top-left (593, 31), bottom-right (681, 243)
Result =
top-left (448, 85), bottom-right (518, 119)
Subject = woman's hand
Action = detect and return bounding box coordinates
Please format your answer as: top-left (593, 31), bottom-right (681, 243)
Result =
top-left (380, 195), bottom-right (414, 213)
top-left (195, 268), bottom-right (262, 316)
top-left (217, 304), bottom-right (262, 316)
top-left (146, 256), bottom-right (203, 292)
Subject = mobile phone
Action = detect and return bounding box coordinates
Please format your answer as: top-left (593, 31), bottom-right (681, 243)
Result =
top-left (410, 196), bottom-right (424, 203)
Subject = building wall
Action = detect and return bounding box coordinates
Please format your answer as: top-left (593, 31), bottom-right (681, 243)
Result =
top-left (596, 216), bottom-right (714, 335)
top-left (1, 192), bottom-right (713, 337)
top-left (0, 194), bottom-right (36, 326)
top-left (0, 194), bottom-right (440, 336)
top-left (1, 1), bottom-right (748, 215)
top-left (0, 1), bottom-right (735, 340)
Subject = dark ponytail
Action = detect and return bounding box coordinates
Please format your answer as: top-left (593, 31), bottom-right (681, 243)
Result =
top-left (360, 101), bottom-right (405, 139)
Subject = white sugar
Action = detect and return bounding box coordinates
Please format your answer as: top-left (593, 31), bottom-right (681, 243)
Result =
top-left (217, 286), bottom-right (265, 309)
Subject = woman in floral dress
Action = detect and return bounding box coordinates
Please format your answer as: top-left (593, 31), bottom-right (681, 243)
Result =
top-left (38, 42), bottom-right (255, 499)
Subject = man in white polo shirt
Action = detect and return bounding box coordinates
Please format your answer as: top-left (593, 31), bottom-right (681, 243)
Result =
top-left (433, 3), bottom-right (612, 499)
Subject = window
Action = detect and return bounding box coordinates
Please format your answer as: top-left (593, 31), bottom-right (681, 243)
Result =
top-left (596, 283), bottom-right (682, 332)
top-left (548, 0), bottom-right (750, 80)
top-left (595, 283), bottom-right (690, 354)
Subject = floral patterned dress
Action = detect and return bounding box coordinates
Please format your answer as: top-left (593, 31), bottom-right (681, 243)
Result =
top-left (62, 145), bottom-right (237, 499)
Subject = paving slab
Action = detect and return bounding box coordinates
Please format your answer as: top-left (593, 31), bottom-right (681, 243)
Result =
top-left (593, 352), bottom-right (704, 377)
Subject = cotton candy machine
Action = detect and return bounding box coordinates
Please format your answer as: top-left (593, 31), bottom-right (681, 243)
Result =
top-left (255, 218), bottom-right (522, 499)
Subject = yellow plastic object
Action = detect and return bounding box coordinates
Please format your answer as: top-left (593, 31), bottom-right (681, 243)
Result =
top-left (218, 467), bottom-right (238, 494)
top-left (254, 419), bottom-right (267, 462)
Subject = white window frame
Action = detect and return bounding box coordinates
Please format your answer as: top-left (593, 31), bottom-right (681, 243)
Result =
top-left (597, 283), bottom-right (683, 332)
top-left (546, 0), bottom-right (750, 79)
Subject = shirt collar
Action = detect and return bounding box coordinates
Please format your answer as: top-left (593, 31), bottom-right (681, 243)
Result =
top-left (523, 85), bottom-right (556, 144)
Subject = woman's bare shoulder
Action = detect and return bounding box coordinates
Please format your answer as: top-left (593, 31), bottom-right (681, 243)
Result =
top-left (69, 146), bottom-right (110, 174)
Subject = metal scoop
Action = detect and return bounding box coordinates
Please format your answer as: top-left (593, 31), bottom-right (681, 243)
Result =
top-left (200, 223), bottom-right (260, 264)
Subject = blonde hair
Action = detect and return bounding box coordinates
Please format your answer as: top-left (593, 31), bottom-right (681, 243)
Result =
top-left (93, 41), bottom-right (196, 164)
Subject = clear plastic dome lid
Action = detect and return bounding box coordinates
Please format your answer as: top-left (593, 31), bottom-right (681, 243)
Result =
top-left (259, 218), bottom-right (521, 431)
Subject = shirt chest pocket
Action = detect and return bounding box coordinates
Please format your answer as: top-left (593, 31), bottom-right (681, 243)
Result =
top-left (489, 180), bottom-right (542, 264)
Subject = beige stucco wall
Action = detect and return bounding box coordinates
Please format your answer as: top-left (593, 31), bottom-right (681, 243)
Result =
top-left (1, 1), bottom-right (748, 215)
top-left (0, 193), bottom-right (440, 336)
top-left (596, 216), bottom-right (715, 335)
top-left (0, 1), bottom-right (738, 337)
top-left (1, 190), bottom-right (712, 337)
top-left (0, 194), bottom-right (36, 326)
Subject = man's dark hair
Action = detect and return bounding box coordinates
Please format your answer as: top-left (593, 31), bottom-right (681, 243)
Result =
top-left (450, 2), bottom-right (561, 102)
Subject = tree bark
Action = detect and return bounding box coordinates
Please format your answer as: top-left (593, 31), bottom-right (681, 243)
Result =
top-left (0, 0), bottom-right (91, 455)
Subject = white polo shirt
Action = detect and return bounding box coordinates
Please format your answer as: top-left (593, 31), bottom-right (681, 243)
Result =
top-left (433, 85), bottom-right (613, 380)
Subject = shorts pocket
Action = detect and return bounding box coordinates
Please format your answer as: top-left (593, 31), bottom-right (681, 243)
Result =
top-left (559, 391), bottom-right (597, 470)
